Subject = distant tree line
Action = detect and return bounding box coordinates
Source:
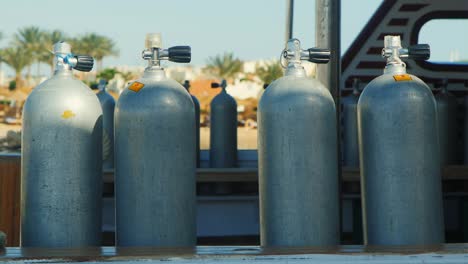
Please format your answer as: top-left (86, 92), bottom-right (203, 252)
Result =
top-left (0, 26), bottom-right (118, 89)
top-left (204, 52), bottom-right (283, 87)
top-left (0, 27), bottom-right (283, 91)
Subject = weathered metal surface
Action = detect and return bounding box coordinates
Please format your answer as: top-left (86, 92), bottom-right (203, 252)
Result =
top-left (21, 42), bottom-right (103, 247)
top-left (184, 81), bottom-right (201, 167)
top-left (435, 81), bottom-right (457, 166)
top-left (114, 35), bottom-right (196, 247)
top-left (96, 81), bottom-right (115, 170)
top-left (258, 39), bottom-right (338, 247)
top-left (358, 36), bottom-right (443, 246)
top-left (209, 80), bottom-right (238, 168)
top-left (341, 79), bottom-right (360, 167)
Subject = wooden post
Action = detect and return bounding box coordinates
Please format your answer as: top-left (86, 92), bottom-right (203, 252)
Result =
top-left (0, 154), bottom-right (21, 246)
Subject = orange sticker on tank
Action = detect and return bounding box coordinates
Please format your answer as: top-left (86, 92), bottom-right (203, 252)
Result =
top-left (393, 74), bottom-right (412, 82)
top-left (128, 82), bottom-right (144, 92)
top-left (61, 110), bottom-right (76, 119)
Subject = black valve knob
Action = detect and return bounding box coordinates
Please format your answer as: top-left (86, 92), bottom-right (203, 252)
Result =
top-left (408, 44), bottom-right (430, 60)
top-left (168, 46), bottom-right (191, 63)
top-left (308, 48), bottom-right (331, 64)
top-left (74, 55), bottom-right (94, 72)
top-left (352, 78), bottom-right (360, 95)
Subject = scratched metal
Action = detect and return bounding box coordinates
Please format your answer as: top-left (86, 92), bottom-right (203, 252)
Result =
top-left (115, 68), bottom-right (196, 247)
top-left (435, 86), bottom-right (458, 166)
top-left (96, 85), bottom-right (116, 170)
top-left (209, 84), bottom-right (238, 168)
top-left (21, 66), bottom-right (103, 247)
top-left (358, 73), bottom-right (444, 246)
top-left (258, 67), bottom-right (339, 246)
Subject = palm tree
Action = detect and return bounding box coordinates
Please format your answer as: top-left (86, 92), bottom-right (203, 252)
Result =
top-left (118, 71), bottom-right (136, 83)
top-left (13, 26), bottom-right (44, 77)
top-left (97, 68), bottom-right (118, 81)
top-left (39, 30), bottom-right (67, 74)
top-left (71, 33), bottom-right (119, 72)
top-left (0, 46), bottom-right (33, 89)
top-left (0, 32), bottom-right (3, 81)
top-left (255, 61), bottom-right (283, 86)
top-left (204, 52), bottom-right (243, 81)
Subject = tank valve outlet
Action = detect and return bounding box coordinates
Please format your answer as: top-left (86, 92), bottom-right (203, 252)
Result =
top-left (435, 78), bottom-right (449, 93)
top-left (280, 38), bottom-right (330, 75)
top-left (98, 79), bottom-right (108, 91)
top-left (53, 41), bottom-right (94, 73)
top-left (381, 35), bottom-right (430, 74)
top-left (352, 78), bottom-right (360, 95)
top-left (141, 33), bottom-right (191, 69)
top-left (183, 80), bottom-right (191, 91)
top-left (211, 80), bottom-right (227, 90)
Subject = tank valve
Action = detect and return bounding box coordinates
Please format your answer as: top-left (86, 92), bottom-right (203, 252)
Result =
top-left (280, 38), bottom-right (331, 69)
top-left (142, 33), bottom-right (191, 69)
top-left (53, 41), bottom-right (94, 72)
top-left (434, 78), bottom-right (449, 93)
top-left (183, 80), bottom-right (191, 90)
top-left (352, 78), bottom-right (360, 95)
top-left (211, 80), bottom-right (227, 90)
top-left (381, 35), bottom-right (430, 74)
top-left (98, 79), bottom-right (108, 91)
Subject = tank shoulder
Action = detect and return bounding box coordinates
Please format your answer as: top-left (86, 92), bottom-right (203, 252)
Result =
top-left (117, 77), bottom-right (193, 110)
top-left (191, 94), bottom-right (200, 105)
top-left (261, 76), bottom-right (334, 104)
top-left (212, 90), bottom-right (237, 106)
top-left (359, 73), bottom-right (434, 108)
top-left (26, 74), bottom-right (99, 107)
top-left (362, 73), bottom-right (431, 96)
top-left (97, 90), bottom-right (116, 104)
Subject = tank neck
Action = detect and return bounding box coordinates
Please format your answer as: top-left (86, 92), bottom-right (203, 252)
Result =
top-left (285, 66), bottom-right (306, 77)
top-left (143, 67), bottom-right (166, 80)
top-left (53, 56), bottom-right (73, 76)
top-left (383, 63), bottom-right (407, 75)
top-left (352, 87), bottom-right (360, 96)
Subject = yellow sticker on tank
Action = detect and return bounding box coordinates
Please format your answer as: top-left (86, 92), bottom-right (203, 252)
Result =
top-left (393, 74), bottom-right (412, 82)
top-left (129, 82), bottom-right (144, 92)
top-left (61, 110), bottom-right (76, 119)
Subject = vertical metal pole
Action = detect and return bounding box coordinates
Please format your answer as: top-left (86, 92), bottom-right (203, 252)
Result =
top-left (316, 0), bottom-right (342, 240)
top-left (285, 0), bottom-right (294, 42)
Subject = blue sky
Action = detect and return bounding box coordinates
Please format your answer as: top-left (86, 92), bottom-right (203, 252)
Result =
top-left (0, 0), bottom-right (466, 74)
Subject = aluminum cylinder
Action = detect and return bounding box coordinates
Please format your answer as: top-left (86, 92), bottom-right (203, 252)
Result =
top-left (21, 71), bottom-right (103, 247)
top-left (358, 73), bottom-right (444, 246)
top-left (97, 87), bottom-right (115, 169)
top-left (342, 89), bottom-right (360, 167)
top-left (209, 88), bottom-right (237, 168)
top-left (192, 94), bottom-right (201, 167)
top-left (435, 87), bottom-right (458, 166)
top-left (258, 75), bottom-right (339, 247)
top-left (114, 69), bottom-right (196, 246)
top-left (184, 82), bottom-right (201, 168)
